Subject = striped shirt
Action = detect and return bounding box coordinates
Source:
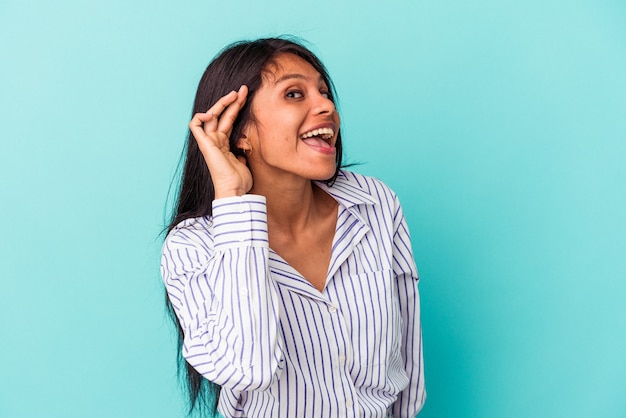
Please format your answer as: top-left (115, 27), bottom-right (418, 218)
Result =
top-left (161, 171), bottom-right (425, 417)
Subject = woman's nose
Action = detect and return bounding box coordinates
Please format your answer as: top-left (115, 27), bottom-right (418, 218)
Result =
top-left (314, 92), bottom-right (335, 115)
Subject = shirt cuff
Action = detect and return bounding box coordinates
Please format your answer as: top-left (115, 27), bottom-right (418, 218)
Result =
top-left (212, 195), bottom-right (268, 249)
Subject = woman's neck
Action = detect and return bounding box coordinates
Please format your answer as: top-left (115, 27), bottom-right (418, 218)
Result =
top-left (249, 176), bottom-right (334, 236)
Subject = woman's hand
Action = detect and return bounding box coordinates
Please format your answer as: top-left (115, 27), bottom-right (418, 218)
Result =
top-left (189, 85), bottom-right (253, 199)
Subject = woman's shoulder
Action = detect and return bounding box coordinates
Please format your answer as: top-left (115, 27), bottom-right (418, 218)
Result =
top-left (163, 215), bottom-right (214, 253)
top-left (334, 170), bottom-right (400, 203)
top-left (168, 215), bottom-right (213, 236)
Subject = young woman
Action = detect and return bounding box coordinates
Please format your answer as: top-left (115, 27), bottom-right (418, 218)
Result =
top-left (161, 37), bottom-right (425, 418)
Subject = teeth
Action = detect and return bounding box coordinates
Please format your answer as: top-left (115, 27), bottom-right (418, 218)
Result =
top-left (301, 127), bottom-right (334, 140)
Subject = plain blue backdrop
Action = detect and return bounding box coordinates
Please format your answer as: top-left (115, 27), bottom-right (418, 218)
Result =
top-left (1, 0), bottom-right (625, 417)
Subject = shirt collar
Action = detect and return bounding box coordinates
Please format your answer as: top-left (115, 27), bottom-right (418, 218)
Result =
top-left (315, 171), bottom-right (377, 208)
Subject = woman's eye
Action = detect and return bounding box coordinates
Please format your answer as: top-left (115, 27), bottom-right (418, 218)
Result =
top-left (286, 90), bottom-right (303, 99)
top-left (320, 90), bottom-right (330, 99)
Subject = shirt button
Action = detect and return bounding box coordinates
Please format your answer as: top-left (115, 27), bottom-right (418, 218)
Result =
top-left (240, 288), bottom-right (248, 296)
top-left (338, 355), bottom-right (346, 365)
top-left (237, 205), bottom-right (245, 213)
top-left (239, 236), bottom-right (245, 242)
top-left (328, 306), bottom-right (338, 313)
top-left (345, 399), bottom-right (353, 408)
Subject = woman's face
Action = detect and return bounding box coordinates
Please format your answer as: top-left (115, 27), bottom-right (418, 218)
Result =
top-left (244, 53), bottom-right (340, 183)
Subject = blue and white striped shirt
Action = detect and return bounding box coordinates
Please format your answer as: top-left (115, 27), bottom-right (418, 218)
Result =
top-left (161, 171), bottom-right (425, 417)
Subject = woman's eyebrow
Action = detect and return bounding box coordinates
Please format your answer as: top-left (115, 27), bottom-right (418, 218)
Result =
top-left (274, 73), bottom-right (322, 85)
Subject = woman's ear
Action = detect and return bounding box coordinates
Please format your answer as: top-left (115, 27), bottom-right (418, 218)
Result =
top-left (236, 134), bottom-right (252, 155)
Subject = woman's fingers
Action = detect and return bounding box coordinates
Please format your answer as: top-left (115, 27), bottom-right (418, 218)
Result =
top-left (189, 86), bottom-right (248, 152)
top-left (189, 86), bottom-right (250, 168)
top-left (217, 85), bottom-right (248, 136)
top-left (202, 86), bottom-right (248, 136)
top-left (189, 111), bottom-right (213, 139)
top-left (187, 87), bottom-right (253, 198)
top-left (189, 112), bottom-right (221, 153)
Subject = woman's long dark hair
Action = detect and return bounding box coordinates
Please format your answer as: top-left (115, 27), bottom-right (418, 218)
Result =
top-left (165, 37), bottom-right (343, 416)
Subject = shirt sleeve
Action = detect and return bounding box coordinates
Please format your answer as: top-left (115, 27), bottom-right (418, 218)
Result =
top-left (390, 196), bottom-right (426, 417)
top-left (160, 195), bottom-right (282, 392)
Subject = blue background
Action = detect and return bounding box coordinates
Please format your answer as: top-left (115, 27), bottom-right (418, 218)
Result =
top-left (1, 0), bottom-right (625, 417)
